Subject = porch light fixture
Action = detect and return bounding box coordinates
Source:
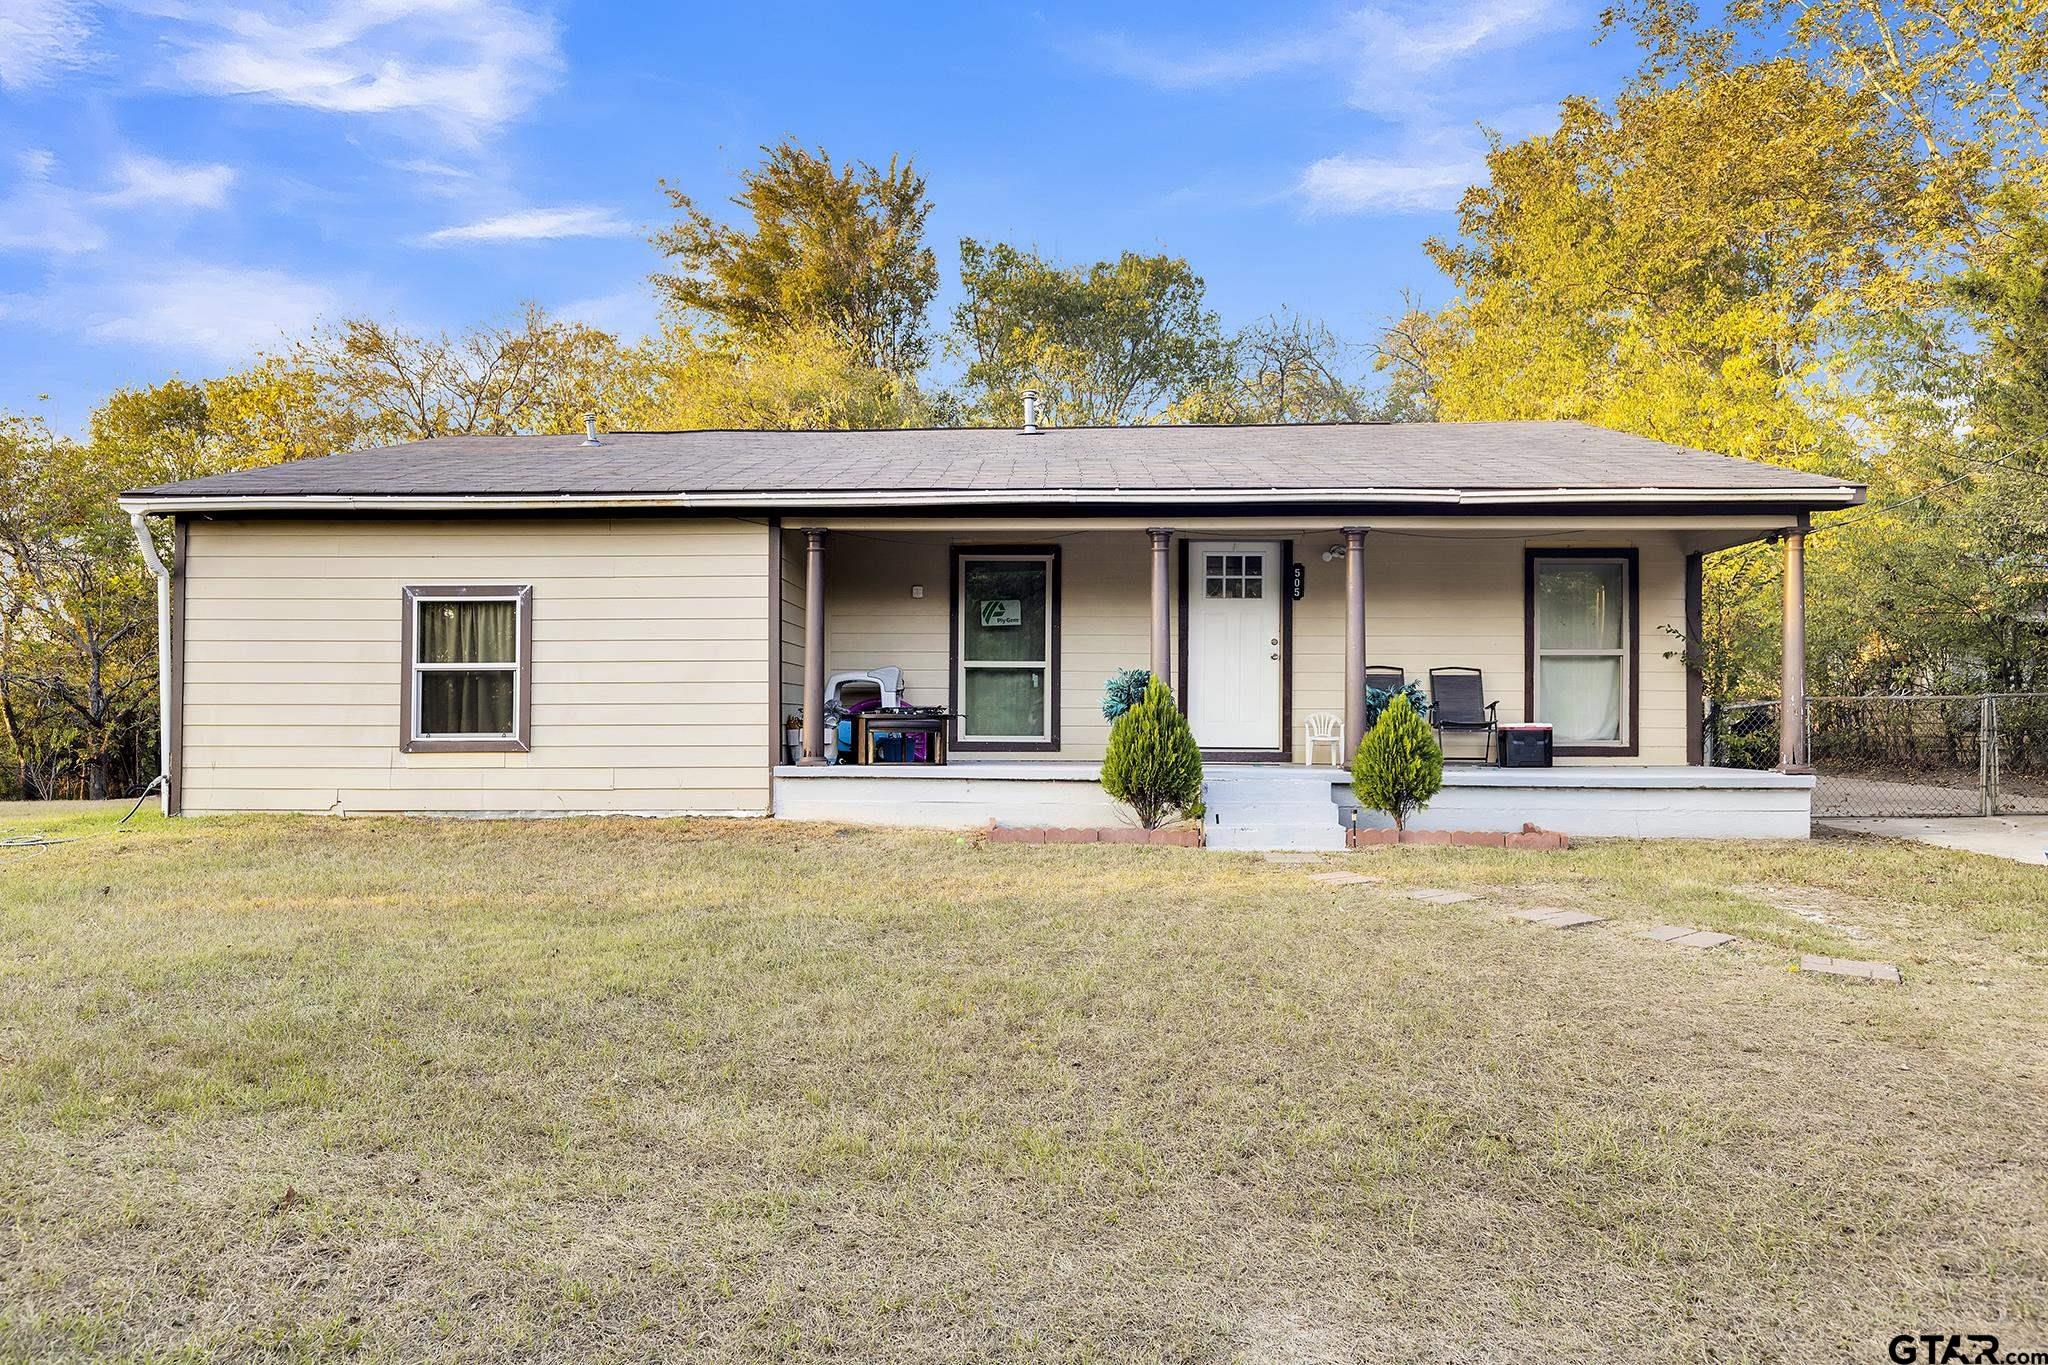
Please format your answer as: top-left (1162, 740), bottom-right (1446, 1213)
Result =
top-left (1321, 544), bottom-right (1346, 562)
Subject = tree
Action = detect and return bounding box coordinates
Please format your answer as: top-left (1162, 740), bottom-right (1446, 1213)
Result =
top-left (1350, 694), bottom-right (1443, 833)
top-left (293, 304), bottom-right (643, 442)
top-left (88, 360), bottom-right (365, 489)
top-left (1417, 62), bottom-right (1919, 465)
top-left (625, 323), bottom-right (953, 431)
top-left (1202, 312), bottom-right (1374, 424)
top-left (1099, 676), bottom-right (1204, 829)
top-left (652, 140), bottom-right (938, 377)
top-left (951, 240), bottom-right (1233, 426)
top-left (0, 418), bottom-right (156, 799)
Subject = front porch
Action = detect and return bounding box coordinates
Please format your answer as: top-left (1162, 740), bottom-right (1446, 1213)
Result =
top-left (773, 760), bottom-right (1816, 842)
top-left (772, 513), bottom-right (1818, 840)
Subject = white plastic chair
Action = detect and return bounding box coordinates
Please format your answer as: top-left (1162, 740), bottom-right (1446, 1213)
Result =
top-left (1303, 712), bottom-right (1343, 766)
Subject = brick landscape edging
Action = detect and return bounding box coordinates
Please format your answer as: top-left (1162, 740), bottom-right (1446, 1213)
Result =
top-left (985, 822), bottom-right (1203, 847)
top-left (1348, 822), bottom-right (1569, 851)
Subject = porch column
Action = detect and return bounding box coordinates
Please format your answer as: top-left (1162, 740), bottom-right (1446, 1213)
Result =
top-left (1147, 528), bottom-right (1172, 688)
top-left (800, 527), bottom-right (828, 765)
top-left (1779, 527), bottom-right (1809, 771)
top-left (1342, 526), bottom-right (1369, 758)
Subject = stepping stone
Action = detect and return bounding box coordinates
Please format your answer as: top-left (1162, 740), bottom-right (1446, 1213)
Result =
top-left (1308, 870), bottom-right (1378, 886)
top-left (1262, 852), bottom-right (1325, 864)
top-left (1648, 925), bottom-right (1736, 949)
top-left (1509, 907), bottom-right (1606, 930)
top-left (1800, 954), bottom-right (1902, 985)
top-left (1406, 888), bottom-right (1479, 905)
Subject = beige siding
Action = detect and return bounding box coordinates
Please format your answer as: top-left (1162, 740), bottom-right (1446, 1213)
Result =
top-left (808, 528), bottom-right (1693, 765)
top-left (1291, 530), bottom-right (1690, 764)
top-left (180, 516), bottom-right (774, 814)
top-left (812, 531), bottom-right (1152, 760)
top-left (778, 527), bottom-right (802, 724)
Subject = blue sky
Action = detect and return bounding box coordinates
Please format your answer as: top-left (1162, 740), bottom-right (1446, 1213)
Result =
top-left (0, 0), bottom-right (1638, 431)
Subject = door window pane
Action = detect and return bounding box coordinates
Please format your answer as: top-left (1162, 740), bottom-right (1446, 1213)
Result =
top-left (963, 668), bottom-right (1044, 738)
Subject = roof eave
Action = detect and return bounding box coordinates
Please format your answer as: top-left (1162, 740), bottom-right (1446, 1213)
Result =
top-left (117, 484), bottom-right (1868, 516)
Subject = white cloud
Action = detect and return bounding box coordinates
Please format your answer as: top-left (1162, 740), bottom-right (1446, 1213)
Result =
top-left (1083, 31), bottom-right (1330, 89)
top-left (0, 0), bottom-right (94, 89)
top-left (100, 153), bottom-right (238, 209)
top-left (0, 150), bottom-right (107, 253)
top-left (0, 149), bottom-right (238, 255)
top-left (82, 261), bottom-right (338, 361)
top-left (163, 0), bottom-right (561, 143)
top-left (424, 204), bottom-right (633, 244)
top-left (1079, 1), bottom-right (1570, 218)
top-left (1083, 0), bottom-right (1570, 113)
top-left (1297, 152), bottom-right (1480, 214)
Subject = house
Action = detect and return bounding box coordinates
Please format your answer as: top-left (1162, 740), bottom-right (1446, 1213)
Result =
top-left (118, 415), bottom-right (1860, 845)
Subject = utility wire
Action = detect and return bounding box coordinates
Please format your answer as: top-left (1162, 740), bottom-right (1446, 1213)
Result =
top-left (1809, 422), bottom-right (2048, 536)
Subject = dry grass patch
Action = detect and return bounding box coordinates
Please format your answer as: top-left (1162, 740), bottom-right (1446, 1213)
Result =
top-left (1, 809), bottom-right (2045, 1361)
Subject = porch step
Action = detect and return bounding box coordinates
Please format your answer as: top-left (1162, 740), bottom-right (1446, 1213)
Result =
top-left (1202, 768), bottom-right (1347, 852)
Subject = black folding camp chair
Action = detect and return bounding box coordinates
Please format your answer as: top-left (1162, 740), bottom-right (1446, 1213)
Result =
top-left (1428, 667), bottom-right (1499, 763)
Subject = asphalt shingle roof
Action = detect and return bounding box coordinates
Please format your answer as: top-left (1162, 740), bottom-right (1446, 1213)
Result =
top-left (126, 420), bottom-right (1859, 502)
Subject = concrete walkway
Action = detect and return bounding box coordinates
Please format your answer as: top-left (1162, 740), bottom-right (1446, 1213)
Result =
top-left (1817, 815), bottom-right (2048, 867)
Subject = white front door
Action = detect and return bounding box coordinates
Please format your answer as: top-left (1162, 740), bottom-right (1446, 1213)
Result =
top-left (1187, 540), bottom-right (1283, 751)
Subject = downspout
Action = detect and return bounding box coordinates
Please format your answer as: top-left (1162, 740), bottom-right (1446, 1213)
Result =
top-left (129, 512), bottom-right (172, 816)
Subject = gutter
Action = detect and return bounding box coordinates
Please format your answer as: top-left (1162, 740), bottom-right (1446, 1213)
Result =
top-left (128, 512), bottom-right (172, 816)
top-left (117, 484), bottom-right (1868, 516)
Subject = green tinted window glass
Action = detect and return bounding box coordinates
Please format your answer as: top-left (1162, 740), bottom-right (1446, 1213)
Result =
top-left (963, 668), bottom-right (1045, 739)
top-left (962, 560), bottom-right (1047, 663)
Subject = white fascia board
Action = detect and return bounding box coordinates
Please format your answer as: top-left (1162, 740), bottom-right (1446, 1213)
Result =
top-left (117, 484), bottom-right (1867, 516)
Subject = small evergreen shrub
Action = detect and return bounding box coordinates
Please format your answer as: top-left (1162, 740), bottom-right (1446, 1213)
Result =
top-left (1100, 668), bottom-right (1152, 722)
top-left (1101, 676), bottom-right (1204, 829)
top-left (1350, 693), bottom-right (1444, 832)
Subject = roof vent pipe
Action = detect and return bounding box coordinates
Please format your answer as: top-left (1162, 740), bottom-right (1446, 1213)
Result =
top-left (1020, 389), bottom-right (1041, 435)
top-left (582, 414), bottom-right (602, 446)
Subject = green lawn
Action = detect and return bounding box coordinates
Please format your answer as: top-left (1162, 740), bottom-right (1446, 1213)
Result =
top-left (2, 806), bottom-right (2045, 1362)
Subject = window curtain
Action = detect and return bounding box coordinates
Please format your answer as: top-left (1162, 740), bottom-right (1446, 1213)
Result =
top-left (417, 600), bottom-right (516, 736)
top-left (1539, 657), bottom-right (1621, 742)
top-left (419, 671), bottom-right (514, 736)
top-left (1535, 562), bottom-right (1625, 742)
top-left (418, 600), bottom-right (516, 663)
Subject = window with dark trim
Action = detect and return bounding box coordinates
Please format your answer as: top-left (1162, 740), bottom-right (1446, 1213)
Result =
top-left (950, 547), bottom-right (1060, 751)
top-left (400, 585), bottom-right (533, 753)
top-left (1525, 550), bottom-right (1639, 756)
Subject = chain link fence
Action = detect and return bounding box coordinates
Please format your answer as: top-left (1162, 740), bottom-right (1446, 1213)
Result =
top-left (1708, 693), bottom-right (2048, 818)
